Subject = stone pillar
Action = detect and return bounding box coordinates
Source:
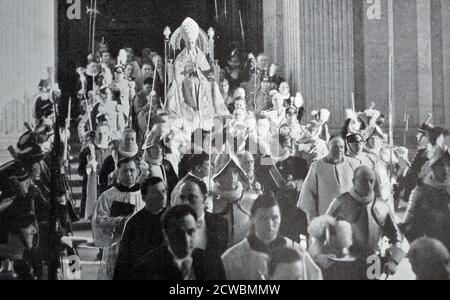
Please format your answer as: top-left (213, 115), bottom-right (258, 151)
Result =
top-left (263, 0), bottom-right (278, 64)
top-left (263, 0), bottom-right (284, 67)
top-left (263, 0), bottom-right (355, 129)
top-left (416, 0), bottom-right (434, 124)
top-left (263, 0), bottom-right (449, 135)
top-left (362, 0), bottom-right (422, 144)
top-left (282, 0), bottom-right (301, 91)
top-left (362, 0), bottom-right (390, 116)
top-left (392, 0), bottom-right (420, 143)
top-left (439, 0), bottom-right (450, 129)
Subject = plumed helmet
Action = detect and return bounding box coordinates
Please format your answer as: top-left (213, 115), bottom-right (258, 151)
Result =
top-left (117, 49), bottom-right (128, 66)
top-left (428, 145), bottom-right (450, 167)
top-left (213, 153), bottom-right (247, 181)
top-left (363, 125), bottom-right (385, 141)
top-left (345, 109), bottom-right (358, 121)
top-left (428, 126), bottom-right (450, 146)
top-left (311, 109), bottom-right (331, 124)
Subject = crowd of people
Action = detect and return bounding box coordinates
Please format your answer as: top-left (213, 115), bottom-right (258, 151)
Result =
top-left (0, 17), bottom-right (449, 280)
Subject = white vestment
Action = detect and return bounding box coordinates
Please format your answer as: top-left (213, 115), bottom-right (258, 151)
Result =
top-left (92, 186), bottom-right (145, 280)
top-left (297, 157), bottom-right (360, 222)
top-left (164, 47), bottom-right (229, 131)
top-left (221, 237), bottom-right (322, 280)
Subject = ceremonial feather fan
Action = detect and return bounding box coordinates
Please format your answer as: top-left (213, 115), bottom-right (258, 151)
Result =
top-left (293, 92), bottom-right (304, 108)
top-left (170, 18), bottom-right (211, 56)
top-left (117, 49), bottom-right (128, 66)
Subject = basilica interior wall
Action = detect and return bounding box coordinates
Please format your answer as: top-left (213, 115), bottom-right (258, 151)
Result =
top-left (264, 0), bottom-right (450, 142)
top-left (265, 0), bottom-right (355, 129)
top-left (2, 0), bottom-right (450, 142)
top-left (0, 0), bottom-right (56, 135)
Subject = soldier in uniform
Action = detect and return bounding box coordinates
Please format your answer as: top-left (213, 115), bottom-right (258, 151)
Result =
top-left (0, 211), bottom-right (38, 280)
top-left (395, 122), bottom-right (449, 203)
top-left (0, 145), bottom-right (75, 280)
top-left (402, 146), bottom-right (450, 251)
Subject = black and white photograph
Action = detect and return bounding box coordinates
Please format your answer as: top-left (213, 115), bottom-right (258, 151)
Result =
top-left (0, 0), bottom-right (449, 284)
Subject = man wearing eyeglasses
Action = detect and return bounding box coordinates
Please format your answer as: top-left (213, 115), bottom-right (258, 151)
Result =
top-left (346, 133), bottom-right (376, 169)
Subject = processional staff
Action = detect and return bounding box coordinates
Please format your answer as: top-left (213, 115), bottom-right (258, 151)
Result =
top-left (224, 0), bottom-right (228, 18)
top-left (239, 10), bottom-right (245, 43)
top-left (351, 92), bottom-right (355, 112)
top-left (139, 70), bottom-right (157, 165)
top-left (48, 76), bottom-right (66, 280)
top-left (403, 93), bottom-right (409, 146)
top-left (163, 27), bottom-right (172, 102)
top-left (208, 124), bottom-right (213, 191)
top-left (64, 97), bottom-right (72, 165)
top-left (425, 113), bottom-right (433, 125)
top-left (87, 8), bottom-right (100, 103)
top-left (254, 58), bottom-right (258, 111)
top-left (208, 28), bottom-right (215, 65)
top-left (87, 0), bottom-right (99, 55)
top-left (88, 0), bottom-right (93, 54)
top-left (215, 0), bottom-right (219, 22)
top-left (207, 27), bottom-right (220, 84)
top-left (145, 66), bottom-right (158, 135)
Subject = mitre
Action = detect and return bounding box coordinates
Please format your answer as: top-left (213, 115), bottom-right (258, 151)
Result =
top-left (181, 17), bottom-right (200, 43)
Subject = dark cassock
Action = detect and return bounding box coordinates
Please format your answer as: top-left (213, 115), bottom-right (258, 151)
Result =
top-left (99, 145), bottom-right (139, 194)
top-left (199, 212), bottom-right (230, 259)
top-left (113, 208), bottom-right (167, 280)
top-left (130, 245), bottom-right (225, 280)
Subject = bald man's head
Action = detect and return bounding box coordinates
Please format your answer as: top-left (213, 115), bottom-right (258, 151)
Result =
top-left (353, 166), bottom-right (376, 198)
top-left (409, 237), bottom-right (450, 280)
top-left (327, 135), bottom-right (345, 162)
top-left (354, 166), bottom-right (375, 178)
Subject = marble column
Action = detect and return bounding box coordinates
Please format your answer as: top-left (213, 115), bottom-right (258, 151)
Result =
top-left (265, 0), bottom-right (450, 135)
top-left (439, 0), bottom-right (450, 130)
top-left (416, 0), bottom-right (434, 124)
top-left (264, 0), bottom-right (355, 129)
top-left (263, 0), bottom-right (284, 67)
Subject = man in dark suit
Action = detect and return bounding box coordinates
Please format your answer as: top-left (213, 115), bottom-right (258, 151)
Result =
top-left (131, 205), bottom-right (225, 280)
top-left (174, 176), bottom-right (229, 257)
top-left (114, 177), bottom-right (167, 280)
